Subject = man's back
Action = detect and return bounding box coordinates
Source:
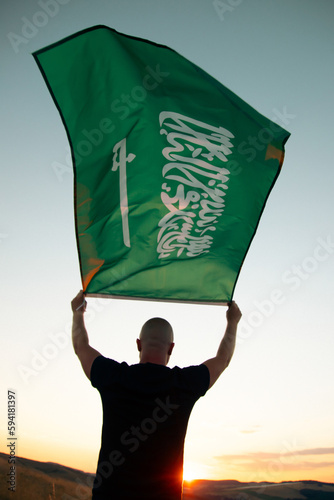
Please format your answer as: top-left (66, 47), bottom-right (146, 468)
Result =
top-left (71, 292), bottom-right (241, 499)
top-left (91, 356), bottom-right (210, 499)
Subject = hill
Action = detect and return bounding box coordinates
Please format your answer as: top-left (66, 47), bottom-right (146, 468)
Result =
top-left (0, 452), bottom-right (93, 500)
top-left (1, 452), bottom-right (333, 499)
top-left (183, 479), bottom-right (334, 499)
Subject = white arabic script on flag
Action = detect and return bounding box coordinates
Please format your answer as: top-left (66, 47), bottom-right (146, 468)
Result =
top-left (111, 138), bottom-right (136, 248)
top-left (157, 112), bottom-right (234, 258)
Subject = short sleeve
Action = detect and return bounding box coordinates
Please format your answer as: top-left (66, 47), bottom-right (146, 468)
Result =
top-left (179, 364), bottom-right (210, 398)
top-left (90, 355), bottom-right (121, 389)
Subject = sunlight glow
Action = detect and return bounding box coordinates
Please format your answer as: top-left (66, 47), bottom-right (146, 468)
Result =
top-left (183, 461), bottom-right (205, 482)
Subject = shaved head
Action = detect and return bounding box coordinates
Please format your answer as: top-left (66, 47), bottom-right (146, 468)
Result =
top-left (140, 317), bottom-right (174, 346)
top-left (137, 317), bottom-right (174, 365)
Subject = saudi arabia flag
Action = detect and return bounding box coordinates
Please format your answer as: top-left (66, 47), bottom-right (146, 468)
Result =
top-left (33, 26), bottom-right (290, 304)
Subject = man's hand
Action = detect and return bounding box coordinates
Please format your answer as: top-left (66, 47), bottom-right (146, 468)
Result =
top-left (203, 300), bottom-right (242, 389)
top-left (226, 301), bottom-right (242, 325)
top-left (71, 290), bottom-right (87, 313)
top-left (71, 290), bottom-right (101, 380)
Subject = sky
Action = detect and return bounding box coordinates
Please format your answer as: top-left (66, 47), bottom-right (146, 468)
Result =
top-left (1, 0), bottom-right (334, 487)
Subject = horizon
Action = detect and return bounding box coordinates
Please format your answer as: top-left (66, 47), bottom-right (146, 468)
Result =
top-left (2, 451), bottom-right (334, 486)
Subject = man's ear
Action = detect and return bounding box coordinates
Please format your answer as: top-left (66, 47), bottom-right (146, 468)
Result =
top-left (168, 342), bottom-right (175, 356)
top-left (136, 338), bottom-right (142, 352)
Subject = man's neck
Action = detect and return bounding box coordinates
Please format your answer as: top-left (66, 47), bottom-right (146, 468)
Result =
top-left (139, 351), bottom-right (168, 366)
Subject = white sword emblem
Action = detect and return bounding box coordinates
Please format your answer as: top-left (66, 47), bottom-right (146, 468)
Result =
top-left (112, 138), bottom-right (136, 248)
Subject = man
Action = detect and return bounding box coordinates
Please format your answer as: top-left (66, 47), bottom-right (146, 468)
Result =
top-left (71, 290), bottom-right (241, 500)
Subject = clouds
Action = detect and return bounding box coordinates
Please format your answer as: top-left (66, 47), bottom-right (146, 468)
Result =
top-left (218, 447), bottom-right (334, 460)
top-left (214, 447), bottom-right (334, 481)
top-left (239, 425), bottom-right (262, 434)
top-left (297, 447), bottom-right (334, 456)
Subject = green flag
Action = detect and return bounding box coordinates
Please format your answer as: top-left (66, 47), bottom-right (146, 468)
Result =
top-left (33, 26), bottom-right (290, 304)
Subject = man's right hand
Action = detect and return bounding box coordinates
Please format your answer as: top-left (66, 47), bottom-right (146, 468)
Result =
top-left (71, 290), bottom-right (87, 313)
top-left (203, 300), bottom-right (242, 389)
top-left (226, 301), bottom-right (242, 325)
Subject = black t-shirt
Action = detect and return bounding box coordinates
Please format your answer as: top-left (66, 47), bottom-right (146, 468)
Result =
top-left (90, 356), bottom-right (210, 500)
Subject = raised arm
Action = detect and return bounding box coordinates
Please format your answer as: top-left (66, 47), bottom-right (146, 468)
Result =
top-left (71, 290), bottom-right (101, 380)
top-left (203, 301), bottom-right (242, 389)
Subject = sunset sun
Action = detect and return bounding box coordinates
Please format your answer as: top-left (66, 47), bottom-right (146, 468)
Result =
top-left (183, 462), bottom-right (204, 483)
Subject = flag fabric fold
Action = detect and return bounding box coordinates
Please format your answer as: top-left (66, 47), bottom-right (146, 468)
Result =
top-left (33, 25), bottom-right (290, 304)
